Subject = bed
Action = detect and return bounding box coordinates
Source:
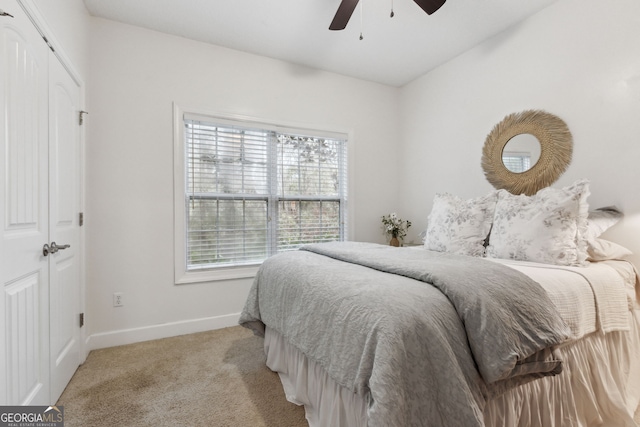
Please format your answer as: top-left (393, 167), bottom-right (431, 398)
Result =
top-left (239, 180), bottom-right (640, 426)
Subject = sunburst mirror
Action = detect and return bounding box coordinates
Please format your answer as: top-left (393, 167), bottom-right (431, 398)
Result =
top-left (481, 110), bottom-right (573, 196)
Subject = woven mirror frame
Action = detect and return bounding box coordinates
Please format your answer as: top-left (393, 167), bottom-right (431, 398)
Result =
top-left (481, 110), bottom-right (573, 196)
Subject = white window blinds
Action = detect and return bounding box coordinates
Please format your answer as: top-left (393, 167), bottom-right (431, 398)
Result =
top-left (184, 116), bottom-right (347, 270)
top-left (502, 151), bottom-right (532, 173)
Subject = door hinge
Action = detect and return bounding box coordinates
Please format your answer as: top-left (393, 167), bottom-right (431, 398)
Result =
top-left (42, 36), bottom-right (54, 52)
top-left (79, 212), bottom-right (84, 226)
top-left (79, 110), bottom-right (88, 125)
top-left (79, 313), bottom-right (85, 328)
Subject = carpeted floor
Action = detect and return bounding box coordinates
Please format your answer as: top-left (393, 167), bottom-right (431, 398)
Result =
top-left (58, 325), bottom-right (640, 426)
top-left (57, 326), bottom-right (307, 427)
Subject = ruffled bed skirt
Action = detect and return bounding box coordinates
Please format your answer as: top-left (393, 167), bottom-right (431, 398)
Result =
top-left (264, 309), bottom-right (640, 427)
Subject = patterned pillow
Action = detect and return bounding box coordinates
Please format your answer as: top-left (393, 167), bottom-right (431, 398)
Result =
top-left (424, 192), bottom-right (498, 257)
top-left (486, 179), bottom-right (590, 266)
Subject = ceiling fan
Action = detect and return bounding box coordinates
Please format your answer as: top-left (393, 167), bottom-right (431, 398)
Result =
top-left (329, 0), bottom-right (446, 30)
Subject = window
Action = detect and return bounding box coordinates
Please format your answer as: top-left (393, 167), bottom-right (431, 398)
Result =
top-left (174, 108), bottom-right (348, 283)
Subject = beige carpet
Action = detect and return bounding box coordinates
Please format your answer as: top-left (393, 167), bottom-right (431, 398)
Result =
top-left (58, 325), bottom-right (640, 426)
top-left (57, 326), bottom-right (307, 427)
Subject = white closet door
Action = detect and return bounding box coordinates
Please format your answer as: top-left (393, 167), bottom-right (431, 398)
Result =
top-left (0, 0), bottom-right (51, 405)
top-left (48, 53), bottom-right (82, 403)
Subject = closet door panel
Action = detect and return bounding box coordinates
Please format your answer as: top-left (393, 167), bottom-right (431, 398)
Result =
top-left (48, 54), bottom-right (81, 402)
top-left (0, 0), bottom-right (50, 405)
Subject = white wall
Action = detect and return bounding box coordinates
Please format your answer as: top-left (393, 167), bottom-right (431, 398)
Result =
top-left (399, 0), bottom-right (640, 266)
top-left (85, 18), bottom-right (401, 346)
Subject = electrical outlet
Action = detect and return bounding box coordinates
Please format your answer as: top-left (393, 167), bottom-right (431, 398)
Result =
top-left (113, 292), bottom-right (123, 307)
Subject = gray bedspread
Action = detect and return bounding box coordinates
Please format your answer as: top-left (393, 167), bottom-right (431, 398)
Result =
top-left (239, 242), bottom-right (571, 426)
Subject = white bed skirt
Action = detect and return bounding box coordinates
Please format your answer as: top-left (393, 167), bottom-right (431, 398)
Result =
top-left (264, 309), bottom-right (640, 427)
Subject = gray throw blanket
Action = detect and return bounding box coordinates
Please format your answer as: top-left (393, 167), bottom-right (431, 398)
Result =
top-left (240, 242), bottom-right (571, 426)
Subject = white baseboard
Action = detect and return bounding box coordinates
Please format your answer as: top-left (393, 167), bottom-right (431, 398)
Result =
top-left (85, 313), bottom-right (241, 351)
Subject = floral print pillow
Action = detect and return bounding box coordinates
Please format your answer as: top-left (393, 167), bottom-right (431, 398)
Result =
top-left (424, 192), bottom-right (498, 257)
top-left (486, 179), bottom-right (590, 266)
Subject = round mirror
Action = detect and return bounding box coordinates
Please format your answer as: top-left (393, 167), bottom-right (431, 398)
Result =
top-left (501, 133), bottom-right (541, 173)
top-left (481, 110), bottom-right (572, 196)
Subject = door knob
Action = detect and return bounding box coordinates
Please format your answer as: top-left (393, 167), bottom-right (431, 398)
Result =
top-left (43, 242), bottom-right (71, 256)
top-left (50, 242), bottom-right (70, 254)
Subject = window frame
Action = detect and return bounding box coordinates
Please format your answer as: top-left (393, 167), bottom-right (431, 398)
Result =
top-left (173, 104), bottom-right (351, 284)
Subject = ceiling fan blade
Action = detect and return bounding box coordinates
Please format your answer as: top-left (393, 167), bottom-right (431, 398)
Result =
top-left (413, 0), bottom-right (446, 15)
top-left (329, 0), bottom-right (360, 30)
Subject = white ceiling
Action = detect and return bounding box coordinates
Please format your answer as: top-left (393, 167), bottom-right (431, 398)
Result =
top-left (82, 0), bottom-right (559, 87)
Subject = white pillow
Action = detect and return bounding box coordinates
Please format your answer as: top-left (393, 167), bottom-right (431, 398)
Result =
top-left (486, 179), bottom-right (590, 266)
top-left (587, 238), bottom-right (632, 261)
top-left (585, 207), bottom-right (623, 241)
top-left (583, 206), bottom-right (627, 261)
top-left (424, 191), bottom-right (498, 257)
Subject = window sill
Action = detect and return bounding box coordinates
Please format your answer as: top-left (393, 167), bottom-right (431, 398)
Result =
top-left (175, 264), bottom-right (260, 285)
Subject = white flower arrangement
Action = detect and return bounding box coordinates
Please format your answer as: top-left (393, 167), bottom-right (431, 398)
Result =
top-left (381, 212), bottom-right (412, 240)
